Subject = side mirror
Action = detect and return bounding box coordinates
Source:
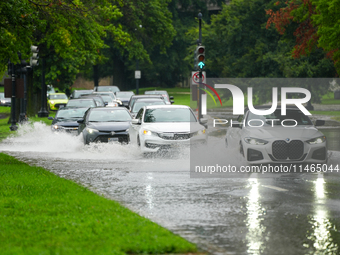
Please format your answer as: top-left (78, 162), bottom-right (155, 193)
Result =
top-left (131, 119), bottom-right (140, 125)
top-left (48, 117), bottom-right (54, 120)
top-left (200, 118), bottom-right (208, 125)
top-left (170, 100), bottom-right (175, 104)
top-left (315, 120), bottom-right (325, 126)
top-left (104, 102), bottom-right (108, 106)
top-left (231, 121), bottom-right (242, 128)
top-left (77, 119), bottom-right (84, 124)
top-left (170, 96), bottom-right (174, 100)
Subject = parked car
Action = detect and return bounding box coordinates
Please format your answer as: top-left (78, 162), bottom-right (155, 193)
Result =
top-left (115, 91), bottom-right (135, 107)
top-left (129, 105), bottom-right (207, 153)
top-left (66, 98), bottom-right (97, 108)
top-left (128, 95), bottom-right (167, 111)
top-left (47, 93), bottom-right (69, 111)
top-left (77, 107), bottom-right (132, 145)
top-left (225, 106), bottom-right (328, 165)
top-left (94, 86), bottom-right (120, 93)
top-left (0, 92), bottom-right (11, 106)
top-left (145, 90), bottom-right (174, 104)
top-left (129, 98), bottom-right (166, 118)
top-left (48, 107), bottom-right (89, 134)
top-left (69, 89), bottom-right (93, 99)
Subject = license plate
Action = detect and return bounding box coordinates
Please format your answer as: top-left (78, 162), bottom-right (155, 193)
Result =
top-left (108, 137), bottom-right (119, 142)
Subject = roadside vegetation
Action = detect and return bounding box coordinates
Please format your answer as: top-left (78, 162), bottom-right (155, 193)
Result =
top-left (0, 153), bottom-right (197, 254)
top-left (0, 89), bottom-right (199, 254)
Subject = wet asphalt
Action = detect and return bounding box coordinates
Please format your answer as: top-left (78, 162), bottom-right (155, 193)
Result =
top-left (1, 119), bottom-right (340, 254)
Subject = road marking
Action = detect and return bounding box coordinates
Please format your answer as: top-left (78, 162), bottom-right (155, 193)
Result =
top-left (262, 185), bottom-right (288, 192)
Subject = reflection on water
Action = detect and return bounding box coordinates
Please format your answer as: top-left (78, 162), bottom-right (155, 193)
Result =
top-left (246, 174), bottom-right (265, 254)
top-left (320, 128), bottom-right (340, 151)
top-left (307, 173), bottom-right (339, 254)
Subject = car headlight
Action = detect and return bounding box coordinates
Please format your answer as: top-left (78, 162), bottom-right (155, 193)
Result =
top-left (193, 129), bottom-right (206, 136)
top-left (126, 128), bottom-right (129, 132)
top-left (50, 101), bottom-right (54, 105)
top-left (52, 125), bottom-right (63, 130)
top-left (244, 137), bottom-right (268, 145)
top-left (86, 128), bottom-right (99, 134)
top-left (306, 136), bottom-right (326, 144)
top-left (143, 129), bottom-right (153, 136)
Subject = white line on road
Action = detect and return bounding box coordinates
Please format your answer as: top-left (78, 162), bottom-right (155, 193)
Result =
top-left (262, 185), bottom-right (288, 192)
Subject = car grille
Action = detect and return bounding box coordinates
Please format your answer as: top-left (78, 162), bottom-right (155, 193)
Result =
top-left (94, 134), bottom-right (129, 143)
top-left (272, 140), bottom-right (304, 160)
top-left (55, 104), bottom-right (66, 109)
top-left (158, 133), bottom-right (192, 140)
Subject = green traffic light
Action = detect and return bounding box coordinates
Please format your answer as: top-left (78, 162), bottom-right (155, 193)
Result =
top-left (198, 61), bottom-right (205, 69)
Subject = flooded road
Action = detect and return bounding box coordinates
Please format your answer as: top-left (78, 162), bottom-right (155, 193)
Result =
top-left (1, 121), bottom-right (340, 254)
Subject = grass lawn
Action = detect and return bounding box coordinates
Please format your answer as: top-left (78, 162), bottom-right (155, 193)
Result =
top-left (0, 104), bottom-right (198, 254)
top-left (321, 91), bottom-right (340, 105)
top-left (0, 153), bottom-right (197, 254)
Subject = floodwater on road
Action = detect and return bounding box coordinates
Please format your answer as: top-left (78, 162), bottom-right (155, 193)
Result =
top-left (1, 121), bottom-right (340, 255)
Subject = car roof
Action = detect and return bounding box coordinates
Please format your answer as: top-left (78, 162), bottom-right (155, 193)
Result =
top-left (90, 106), bottom-right (128, 111)
top-left (131, 95), bottom-right (163, 98)
top-left (57, 107), bottom-right (89, 112)
top-left (145, 104), bottom-right (189, 109)
top-left (69, 98), bottom-right (95, 101)
top-left (134, 98), bottom-right (164, 102)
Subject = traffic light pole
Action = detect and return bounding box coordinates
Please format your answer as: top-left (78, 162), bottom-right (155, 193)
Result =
top-left (38, 58), bottom-right (48, 117)
top-left (198, 13), bottom-right (203, 122)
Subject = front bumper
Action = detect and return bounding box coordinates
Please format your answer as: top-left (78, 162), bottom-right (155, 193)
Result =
top-left (243, 140), bottom-right (327, 164)
top-left (49, 103), bottom-right (67, 110)
top-left (84, 131), bottom-right (129, 144)
top-left (140, 133), bottom-right (207, 152)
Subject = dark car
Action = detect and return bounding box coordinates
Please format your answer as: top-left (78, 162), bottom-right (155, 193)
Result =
top-left (80, 95), bottom-right (106, 107)
top-left (77, 107), bottom-right (132, 145)
top-left (48, 107), bottom-right (89, 134)
top-left (94, 86), bottom-right (120, 93)
top-left (127, 94), bottom-right (167, 111)
top-left (130, 98), bottom-right (166, 118)
top-left (115, 91), bottom-right (135, 107)
top-left (0, 93), bottom-right (11, 106)
top-left (145, 90), bottom-right (174, 104)
top-left (70, 90), bottom-right (93, 99)
top-left (66, 98), bottom-right (97, 108)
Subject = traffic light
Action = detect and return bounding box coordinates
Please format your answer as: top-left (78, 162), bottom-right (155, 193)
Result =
top-left (195, 45), bottom-right (205, 70)
top-left (30, 45), bottom-right (39, 67)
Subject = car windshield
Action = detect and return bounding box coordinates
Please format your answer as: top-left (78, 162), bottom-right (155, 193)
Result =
top-left (246, 109), bottom-right (313, 126)
top-left (88, 110), bottom-right (131, 122)
top-left (49, 94), bottom-right (68, 100)
top-left (96, 86), bottom-right (119, 93)
top-left (67, 100), bottom-right (96, 108)
top-left (99, 95), bottom-right (113, 103)
top-left (73, 91), bottom-right (92, 98)
top-left (56, 108), bottom-right (87, 119)
top-left (132, 100), bottom-right (165, 113)
top-left (144, 108), bottom-right (197, 123)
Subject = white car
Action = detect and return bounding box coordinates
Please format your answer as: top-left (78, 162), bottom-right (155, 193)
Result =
top-left (226, 106), bottom-right (327, 165)
top-left (129, 105), bottom-right (207, 153)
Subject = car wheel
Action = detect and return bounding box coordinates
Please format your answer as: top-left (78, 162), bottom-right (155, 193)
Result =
top-left (239, 141), bottom-right (244, 157)
top-left (137, 135), bottom-right (141, 147)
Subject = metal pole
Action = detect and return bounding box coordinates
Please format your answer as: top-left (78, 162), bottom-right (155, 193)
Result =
top-left (198, 13), bottom-right (203, 122)
top-left (136, 59), bottom-right (139, 95)
top-left (9, 62), bottom-right (18, 131)
top-left (38, 58), bottom-right (49, 117)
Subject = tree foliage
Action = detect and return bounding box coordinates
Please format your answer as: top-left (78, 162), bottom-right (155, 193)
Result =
top-left (266, 0), bottom-right (340, 75)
